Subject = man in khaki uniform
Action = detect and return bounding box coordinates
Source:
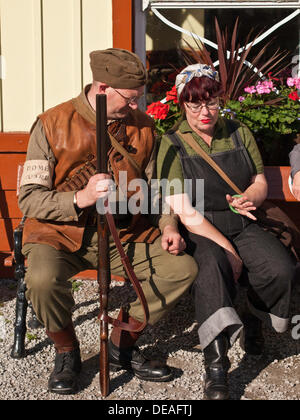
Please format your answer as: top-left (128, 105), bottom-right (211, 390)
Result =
top-left (19, 48), bottom-right (197, 395)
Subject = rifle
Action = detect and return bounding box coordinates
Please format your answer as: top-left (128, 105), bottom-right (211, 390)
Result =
top-left (96, 94), bottom-right (110, 397)
top-left (95, 94), bottom-right (150, 397)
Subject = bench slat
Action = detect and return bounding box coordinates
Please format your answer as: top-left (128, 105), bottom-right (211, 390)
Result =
top-left (264, 166), bottom-right (296, 202)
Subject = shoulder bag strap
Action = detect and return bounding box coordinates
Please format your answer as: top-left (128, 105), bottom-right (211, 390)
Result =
top-left (178, 131), bottom-right (243, 195)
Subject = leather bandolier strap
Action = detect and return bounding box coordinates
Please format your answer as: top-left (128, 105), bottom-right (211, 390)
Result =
top-left (56, 119), bottom-right (140, 193)
top-left (56, 156), bottom-right (97, 192)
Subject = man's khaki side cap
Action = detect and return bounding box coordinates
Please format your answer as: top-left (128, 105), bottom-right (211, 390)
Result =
top-left (90, 48), bottom-right (146, 89)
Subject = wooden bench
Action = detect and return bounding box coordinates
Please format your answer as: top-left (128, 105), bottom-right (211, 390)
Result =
top-left (0, 132), bottom-right (299, 278)
top-left (0, 133), bottom-right (28, 278)
top-left (264, 166), bottom-right (300, 228)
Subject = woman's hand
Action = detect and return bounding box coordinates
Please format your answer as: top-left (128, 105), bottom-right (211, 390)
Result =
top-left (226, 194), bottom-right (257, 220)
top-left (161, 225), bottom-right (186, 255)
top-left (224, 248), bottom-right (243, 282)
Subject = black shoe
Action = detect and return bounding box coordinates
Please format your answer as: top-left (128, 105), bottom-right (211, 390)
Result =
top-left (240, 314), bottom-right (264, 356)
top-left (203, 334), bottom-right (230, 400)
top-left (48, 348), bottom-right (82, 395)
top-left (108, 341), bottom-right (173, 382)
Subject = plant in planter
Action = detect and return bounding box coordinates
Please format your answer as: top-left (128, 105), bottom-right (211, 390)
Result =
top-left (223, 76), bottom-right (300, 165)
top-left (146, 18), bottom-right (299, 165)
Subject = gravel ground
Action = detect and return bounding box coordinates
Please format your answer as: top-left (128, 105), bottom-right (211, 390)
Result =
top-left (1, 276), bottom-right (300, 401)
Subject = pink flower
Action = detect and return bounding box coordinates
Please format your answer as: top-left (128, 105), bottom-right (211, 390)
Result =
top-left (244, 86), bottom-right (256, 94)
top-left (146, 101), bottom-right (170, 120)
top-left (287, 77), bottom-right (295, 87)
top-left (238, 96), bottom-right (245, 102)
top-left (256, 85), bottom-right (271, 94)
top-left (255, 80), bottom-right (275, 94)
top-left (286, 77), bottom-right (300, 89)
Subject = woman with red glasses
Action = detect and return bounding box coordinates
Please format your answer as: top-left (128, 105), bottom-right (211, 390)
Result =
top-left (157, 64), bottom-right (296, 400)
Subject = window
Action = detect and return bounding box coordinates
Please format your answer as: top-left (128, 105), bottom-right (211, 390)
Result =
top-left (145, 6), bottom-right (300, 102)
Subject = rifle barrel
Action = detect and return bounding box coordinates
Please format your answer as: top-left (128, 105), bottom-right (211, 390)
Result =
top-left (96, 94), bottom-right (109, 174)
top-left (96, 94), bottom-right (110, 397)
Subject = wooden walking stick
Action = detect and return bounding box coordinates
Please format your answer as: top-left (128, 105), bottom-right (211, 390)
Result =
top-left (96, 94), bottom-right (110, 397)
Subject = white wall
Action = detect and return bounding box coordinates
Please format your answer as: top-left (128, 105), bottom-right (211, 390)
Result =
top-left (0, 0), bottom-right (113, 131)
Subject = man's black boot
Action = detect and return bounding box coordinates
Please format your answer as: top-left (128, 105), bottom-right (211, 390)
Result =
top-left (48, 348), bottom-right (82, 394)
top-left (203, 333), bottom-right (230, 400)
top-left (108, 340), bottom-right (172, 382)
top-left (109, 308), bottom-right (172, 382)
top-left (47, 323), bottom-right (82, 394)
top-left (240, 312), bottom-right (264, 356)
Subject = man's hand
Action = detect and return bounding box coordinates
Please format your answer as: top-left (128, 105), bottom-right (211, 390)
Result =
top-left (292, 172), bottom-right (300, 201)
top-left (161, 225), bottom-right (186, 255)
top-left (76, 173), bottom-right (112, 209)
top-left (226, 194), bottom-right (257, 221)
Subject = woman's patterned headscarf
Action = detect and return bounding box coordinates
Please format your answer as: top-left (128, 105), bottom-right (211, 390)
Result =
top-left (175, 64), bottom-right (219, 97)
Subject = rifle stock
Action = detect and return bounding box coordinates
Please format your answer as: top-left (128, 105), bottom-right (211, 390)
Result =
top-left (96, 94), bottom-right (110, 397)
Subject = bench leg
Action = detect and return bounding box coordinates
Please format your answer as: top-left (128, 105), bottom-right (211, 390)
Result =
top-left (11, 276), bottom-right (28, 359)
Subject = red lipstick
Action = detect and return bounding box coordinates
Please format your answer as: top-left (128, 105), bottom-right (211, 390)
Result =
top-left (201, 119), bottom-right (211, 124)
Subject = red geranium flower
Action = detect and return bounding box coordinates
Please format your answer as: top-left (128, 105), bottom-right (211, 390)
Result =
top-left (146, 101), bottom-right (170, 120)
top-left (166, 85), bottom-right (179, 104)
top-left (288, 91), bottom-right (299, 101)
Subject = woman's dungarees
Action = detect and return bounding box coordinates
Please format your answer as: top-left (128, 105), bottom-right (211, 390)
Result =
top-left (167, 121), bottom-right (294, 350)
top-left (168, 121), bottom-right (254, 238)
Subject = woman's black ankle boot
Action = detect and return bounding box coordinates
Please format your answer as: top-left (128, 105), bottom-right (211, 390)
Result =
top-left (203, 333), bottom-right (230, 400)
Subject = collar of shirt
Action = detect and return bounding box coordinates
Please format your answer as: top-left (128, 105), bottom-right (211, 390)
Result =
top-left (177, 117), bottom-right (234, 154)
top-left (82, 84), bottom-right (118, 126)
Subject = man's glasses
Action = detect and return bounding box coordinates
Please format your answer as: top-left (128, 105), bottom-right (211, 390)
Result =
top-left (111, 87), bottom-right (143, 105)
top-left (185, 101), bottom-right (219, 113)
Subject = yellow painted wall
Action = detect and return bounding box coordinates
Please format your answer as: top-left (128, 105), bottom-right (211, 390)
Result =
top-left (0, 0), bottom-right (113, 131)
top-left (146, 9), bottom-right (205, 51)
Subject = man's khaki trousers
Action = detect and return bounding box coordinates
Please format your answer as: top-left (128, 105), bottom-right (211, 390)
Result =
top-left (23, 227), bottom-right (198, 332)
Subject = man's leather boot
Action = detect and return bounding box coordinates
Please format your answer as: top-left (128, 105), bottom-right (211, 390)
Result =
top-left (203, 333), bottom-right (231, 400)
top-left (109, 308), bottom-right (173, 382)
top-left (47, 323), bottom-right (82, 395)
top-left (240, 312), bottom-right (264, 356)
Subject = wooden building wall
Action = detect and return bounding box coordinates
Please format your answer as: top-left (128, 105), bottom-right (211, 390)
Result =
top-left (0, 0), bottom-right (133, 277)
top-left (0, 0), bottom-right (113, 132)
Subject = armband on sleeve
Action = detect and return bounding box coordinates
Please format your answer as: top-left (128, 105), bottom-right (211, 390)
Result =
top-left (20, 159), bottom-right (54, 189)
